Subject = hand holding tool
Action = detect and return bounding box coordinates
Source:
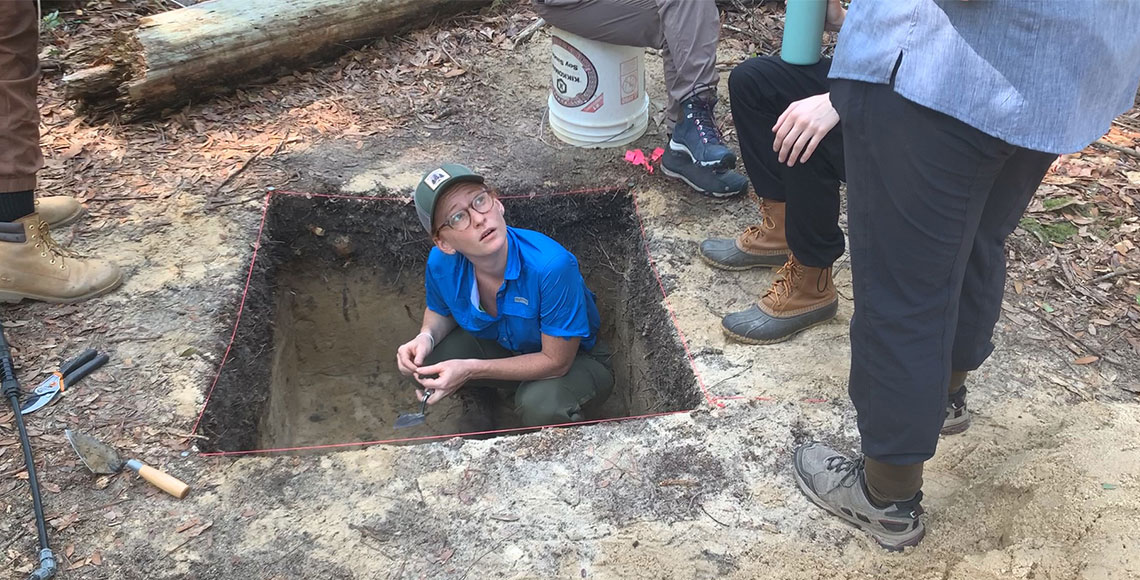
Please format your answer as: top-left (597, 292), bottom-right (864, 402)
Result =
top-left (65, 429), bottom-right (190, 499)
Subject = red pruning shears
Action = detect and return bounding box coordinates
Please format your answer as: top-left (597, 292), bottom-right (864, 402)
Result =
top-left (20, 348), bottom-right (109, 415)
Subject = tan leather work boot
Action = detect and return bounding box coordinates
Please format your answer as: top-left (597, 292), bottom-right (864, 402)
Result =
top-left (0, 214), bottom-right (122, 304)
top-left (722, 254), bottom-right (838, 344)
top-left (34, 196), bottom-right (86, 228)
top-left (699, 199), bottom-right (790, 270)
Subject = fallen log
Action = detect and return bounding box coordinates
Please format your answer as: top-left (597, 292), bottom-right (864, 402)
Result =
top-left (63, 0), bottom-right (493, 119)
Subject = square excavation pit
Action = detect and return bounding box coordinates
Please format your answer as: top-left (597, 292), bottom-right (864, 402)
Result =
top-left (198, 191), bottom-right (699, 453)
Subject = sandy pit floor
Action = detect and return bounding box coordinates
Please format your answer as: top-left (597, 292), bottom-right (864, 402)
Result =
top-left (1, 3), bottom-right (1138, 579)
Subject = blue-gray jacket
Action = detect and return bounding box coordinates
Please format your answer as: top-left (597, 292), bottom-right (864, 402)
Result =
top-left (830, 0), bottom-right (1140, 154)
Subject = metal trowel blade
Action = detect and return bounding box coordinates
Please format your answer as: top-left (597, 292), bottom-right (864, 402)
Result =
top-left (394, 413), bottom-right (426, 429)
top-left (65, 429), bottom-right (124, 474)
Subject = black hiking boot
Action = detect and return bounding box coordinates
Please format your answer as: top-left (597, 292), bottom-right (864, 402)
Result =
top-left (670, 94), bottom-right (736, 169)
top-left (661, 149), bottom-right (749, 198)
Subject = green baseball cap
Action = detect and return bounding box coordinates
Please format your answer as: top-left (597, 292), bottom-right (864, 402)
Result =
top-left (414, 163), bottom-right (485, 233)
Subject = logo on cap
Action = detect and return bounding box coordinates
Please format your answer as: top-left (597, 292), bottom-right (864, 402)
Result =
top-left (424, 168), bottom-right (451, 191)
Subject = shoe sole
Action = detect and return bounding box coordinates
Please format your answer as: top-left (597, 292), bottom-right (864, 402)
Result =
top-left (0, 271), bottom-right (123, 304)
top-left (660, 164), bottom-right (747, 199)
top-left (940, 413), bottom-right (972, 435)
top-left (722, 308), bottom-right (836, 345)
top-left (669, 141), bottom-right (737, 170)
top-left (792, 465), bottom-right (926, 552)
top-left (697, 248), bottom-right (788, 271)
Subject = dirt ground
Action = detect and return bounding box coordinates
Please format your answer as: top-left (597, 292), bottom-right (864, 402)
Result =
top-left (2, 2), bottom-right (1139, 578)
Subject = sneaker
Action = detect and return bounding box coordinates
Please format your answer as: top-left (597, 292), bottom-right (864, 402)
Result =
top-left (34, 196), bottom-right (86, 228)
top-left (660, 149), bottom-right (749, 198)
top-left (0, 213), bottom-right (122, 304)
top-left (670, 94), bottom-right (736, 169)
top-left (792, 442), bottom-right (926, 551)
top-left (699, 199), bottom-right (789, 270)
top-left (942, 384), bottom-right (971, 435)
top-left (721, 255), bottom-right (837, 344)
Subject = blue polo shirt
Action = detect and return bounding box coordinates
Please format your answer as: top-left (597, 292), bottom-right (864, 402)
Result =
top-left (424, 227), bottom-right (600, 353)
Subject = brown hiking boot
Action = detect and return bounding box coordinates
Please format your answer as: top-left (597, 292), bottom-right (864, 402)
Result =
top-left (699, 199), bottom-right (790, 270)
top-left (722, 254), bottom-right (838, 344)
top-left (34, 196), bottom-right (86, 228)
top-left (0, 214), bottom-right (122, 304)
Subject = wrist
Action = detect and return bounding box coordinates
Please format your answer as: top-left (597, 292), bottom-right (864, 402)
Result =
top-left (417, 331), bottom-right (435, 349)
top-left (465, 358), bottom-right (487, 382)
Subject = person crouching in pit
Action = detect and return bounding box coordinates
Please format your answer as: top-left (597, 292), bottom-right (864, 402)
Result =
top-left (395, 164), bottom-right (614, 432)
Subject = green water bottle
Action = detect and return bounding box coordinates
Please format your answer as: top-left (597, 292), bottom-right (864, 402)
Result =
top-left (781, 0), bottom-right (827, 65)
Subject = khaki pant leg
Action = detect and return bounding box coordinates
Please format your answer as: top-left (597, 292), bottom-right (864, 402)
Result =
top-left (513, 350), bottom-right (614, 427)
top-left (0, 0), bottom-right (41, 193)
top-left (654, 0), bottom-right (721, 123)
top-left (422, 328), bottom-right (517, 390)
top-left (533, 0), bottom-right (720, 126)
top-left (532, 0), bottom-right (664, 49)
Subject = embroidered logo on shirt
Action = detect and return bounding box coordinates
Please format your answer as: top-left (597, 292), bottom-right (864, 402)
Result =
top-left (424, 168), bottom-right (451, 190)
top-left (513, 296), bottom-right (529, 306)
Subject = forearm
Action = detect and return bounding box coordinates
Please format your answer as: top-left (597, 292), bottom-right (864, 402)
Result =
top-left (420, 308), bottom-right (457, 343)
top-left (468, 351), bottom-right (571, 383)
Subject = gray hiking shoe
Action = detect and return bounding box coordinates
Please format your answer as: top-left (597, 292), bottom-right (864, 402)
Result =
top-left (792, 442), bottom-right (926, 551)
top-left (942, 385), bottom-right (970, 435)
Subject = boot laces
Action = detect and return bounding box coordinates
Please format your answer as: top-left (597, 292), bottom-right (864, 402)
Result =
top-left (33, 220), bottom-right (79, 268)
top-left (763, 257), bottom-right (802, 307)
top-left (741, 203), bottom-right (778, 243)
top-left (825, 454), bottom-right (864, 487)
top-left (685, 97), bottom-right (724, 145)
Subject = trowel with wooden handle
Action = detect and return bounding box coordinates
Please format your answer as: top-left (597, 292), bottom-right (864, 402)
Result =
top-left (65, 429), bottom-right (190, 499)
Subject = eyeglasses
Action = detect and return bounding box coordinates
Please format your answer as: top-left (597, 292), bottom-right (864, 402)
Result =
top-left (435, 191), bottom-right (495, 234)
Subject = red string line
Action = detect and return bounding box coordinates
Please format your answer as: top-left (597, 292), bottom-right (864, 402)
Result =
top-left (268, 190), bottom-right (406, 202)
top-left (192, 186), bottom-right (728, 456)
top-left (199, 410), bottom-right (692, 456)
top-left (190, 190), bottom-right (273, 436)
top-left (497, 186), bottom-right (627, 199)
top-left (631, 191), bottom-right (723, 409)
top-left (268, 186), bottom-right (624, 203)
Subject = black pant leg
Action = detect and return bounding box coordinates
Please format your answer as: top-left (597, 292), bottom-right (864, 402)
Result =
top-left (728, 56), bottom-right (845, 267)
top-left (951, 149), bottom-right (1055, 371)
top-left (783, 105), bottom-right (846, 268)
top-left (833, 79), bottom-right (1023, 465)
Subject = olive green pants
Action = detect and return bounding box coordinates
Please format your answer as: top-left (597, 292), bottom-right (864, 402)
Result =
top-left (423, 328), bottom-right (614, 427)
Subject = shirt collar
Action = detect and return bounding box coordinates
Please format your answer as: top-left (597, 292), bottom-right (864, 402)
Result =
top-left (504, 227), bottom-right (521, 281)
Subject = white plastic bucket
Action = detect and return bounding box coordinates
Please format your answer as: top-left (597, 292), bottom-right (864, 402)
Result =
top-left (547, 28), bottom-right (649, 149)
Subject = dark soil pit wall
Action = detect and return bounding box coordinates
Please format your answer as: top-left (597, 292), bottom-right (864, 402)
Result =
top-left (198, 191), bottom-right (699, 453)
